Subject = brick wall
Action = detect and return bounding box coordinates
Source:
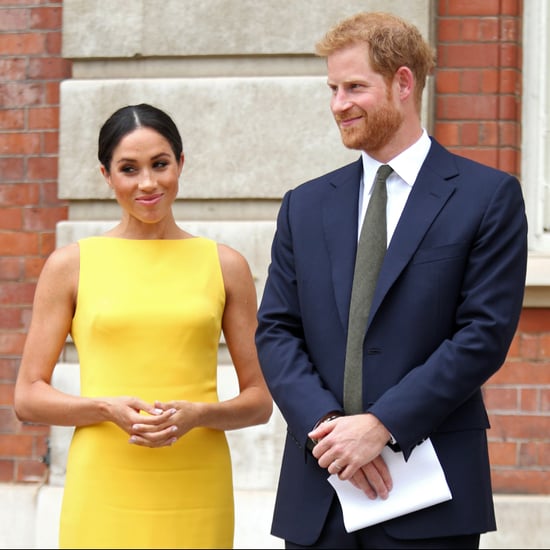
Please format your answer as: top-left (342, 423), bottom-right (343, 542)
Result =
top-left (1, 0), bottom-right (548, 494)
top-left (488, 310), bottom-right (550, 493)
top-left (434, 0), bottom-right (522, 176)
top-left (435, 0), bottom-right (549, 494)
top-left (0, 0), bottom-right (70, 482)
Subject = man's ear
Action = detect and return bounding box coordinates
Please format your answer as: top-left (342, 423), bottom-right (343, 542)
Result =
top-left (395, 66), bottom-right (414, 101)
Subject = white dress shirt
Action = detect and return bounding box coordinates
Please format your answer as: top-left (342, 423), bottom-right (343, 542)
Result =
top-left (358, 129), bottom-right (432, 245)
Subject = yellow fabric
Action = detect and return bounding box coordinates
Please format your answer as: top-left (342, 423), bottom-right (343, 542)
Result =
top-left (59, 237), bottom-right (234, 549)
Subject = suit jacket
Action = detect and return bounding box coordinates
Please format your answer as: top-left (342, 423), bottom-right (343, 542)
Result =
top-left (255, 137), bottom-right (528, 545)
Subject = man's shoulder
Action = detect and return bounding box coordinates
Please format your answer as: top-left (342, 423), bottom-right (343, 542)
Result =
top-left (426, 137), bottom-right (518, 186)
top-left (293, 157), bottom-right (362, 193)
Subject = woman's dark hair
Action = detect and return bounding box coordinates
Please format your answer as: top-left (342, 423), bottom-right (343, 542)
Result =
top-left (98, 103), bottom-right (183, 173)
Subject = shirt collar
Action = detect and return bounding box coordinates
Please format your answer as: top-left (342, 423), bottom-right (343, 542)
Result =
top-left (360, 129), bottom-right (431, 191)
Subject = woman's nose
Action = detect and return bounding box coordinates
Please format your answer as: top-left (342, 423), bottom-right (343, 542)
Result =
top-left (138, 170), bottom-right (156, 189)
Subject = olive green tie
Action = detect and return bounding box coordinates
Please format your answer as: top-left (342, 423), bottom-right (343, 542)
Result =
top-left (343, 164), bottom-right (393, 414)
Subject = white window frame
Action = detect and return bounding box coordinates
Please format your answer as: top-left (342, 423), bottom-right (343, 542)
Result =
top-left (521, 1), bottom-right (550, 302)
top-left (522, 0), bottom-right (550, 252)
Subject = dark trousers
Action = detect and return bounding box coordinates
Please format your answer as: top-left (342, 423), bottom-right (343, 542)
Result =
top-left (285, 497), bottom-right (480, 549)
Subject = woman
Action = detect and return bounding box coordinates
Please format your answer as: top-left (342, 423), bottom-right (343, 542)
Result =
top-left (14, 103), bottom-right (273, 549)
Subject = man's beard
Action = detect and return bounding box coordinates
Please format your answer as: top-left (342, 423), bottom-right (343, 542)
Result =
top-left (336, 103), bottom-right (403, 153)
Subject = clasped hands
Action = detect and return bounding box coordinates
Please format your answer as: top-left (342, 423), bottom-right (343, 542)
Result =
top-left (308, 412), bottom-right (393, 500)
top-left (107, 396), bottom-right (194, 448)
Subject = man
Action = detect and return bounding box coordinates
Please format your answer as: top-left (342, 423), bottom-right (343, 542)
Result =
top-left (255, 11), bottom-right (528, 550)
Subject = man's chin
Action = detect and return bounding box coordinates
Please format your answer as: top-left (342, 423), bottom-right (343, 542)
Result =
top-left (339, 132), bottom-right (364, 151)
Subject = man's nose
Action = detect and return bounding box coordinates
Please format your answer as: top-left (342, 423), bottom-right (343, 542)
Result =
top-left (331, 89), bottom-right (353, 113)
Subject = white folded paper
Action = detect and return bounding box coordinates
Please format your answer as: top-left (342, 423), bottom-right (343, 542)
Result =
top-left (328, 438), bottom-right (452, 532)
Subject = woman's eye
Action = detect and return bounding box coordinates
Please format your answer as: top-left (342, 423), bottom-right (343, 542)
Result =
top-left (120, 166), bottom-right (136, 173)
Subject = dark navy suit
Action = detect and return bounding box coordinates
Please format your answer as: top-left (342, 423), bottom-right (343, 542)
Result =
top-left (255, 137), bottom-right (528, 545)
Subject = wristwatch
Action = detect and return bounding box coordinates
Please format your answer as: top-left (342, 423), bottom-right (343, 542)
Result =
top-left (387, 432), bottom-right (400, 452)
top-left (306, 411), bottom-right (343, 452)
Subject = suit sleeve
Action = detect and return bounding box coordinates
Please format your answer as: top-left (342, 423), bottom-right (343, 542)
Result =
top-left (369, 173), bottom-right (528, 459)
top-left (255, 190), bottom-right (343, 450)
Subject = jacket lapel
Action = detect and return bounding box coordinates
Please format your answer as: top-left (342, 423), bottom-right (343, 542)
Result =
top-left (321, 140), bottom-right (460, 332)
top-left (368, 140), bottom-right (459, 325)
top-left (322, 159), bottom-right (362, 330)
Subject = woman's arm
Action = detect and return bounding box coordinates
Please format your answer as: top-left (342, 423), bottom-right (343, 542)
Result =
top-left (14, 243), bottom-right (165, 432)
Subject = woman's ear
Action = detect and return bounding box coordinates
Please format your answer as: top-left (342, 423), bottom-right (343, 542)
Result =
top-left (100, 164), bottom-right (112, 187)
top-left (178, 153), bottom-right (185, 177)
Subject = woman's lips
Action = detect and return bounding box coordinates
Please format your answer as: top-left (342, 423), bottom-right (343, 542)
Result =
top-left (136, 193), bottom-right (163, 205)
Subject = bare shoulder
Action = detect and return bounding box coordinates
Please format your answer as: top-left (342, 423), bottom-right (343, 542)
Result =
top-left (37, 242), bottom-right (80, 298)
top-left (42, 242), bottom-right (80, 275)
top-left (216, 242), bottom-right (251, 274)
top-left (216, 243), bottom-right (257, 309)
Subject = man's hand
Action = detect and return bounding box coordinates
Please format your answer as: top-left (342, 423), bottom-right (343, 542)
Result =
top-left (308, 412), bottom-right (393, 499)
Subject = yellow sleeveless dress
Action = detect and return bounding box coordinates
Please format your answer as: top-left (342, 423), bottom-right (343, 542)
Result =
top-left (59, 236), bottom-right (234, 549)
